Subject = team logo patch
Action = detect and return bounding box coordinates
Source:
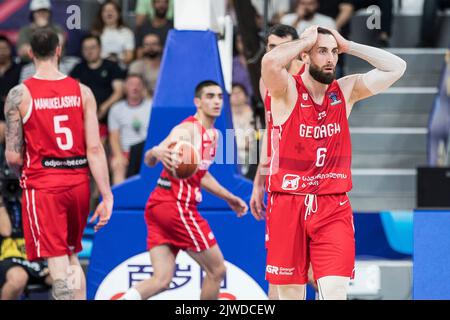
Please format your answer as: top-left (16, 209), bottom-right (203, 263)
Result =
top-left (281, 174), bottom-right (300, 191)
top-left (302, 93), bottom-right (308, 101)
top-left (328, 91), bottom-right (342, 106)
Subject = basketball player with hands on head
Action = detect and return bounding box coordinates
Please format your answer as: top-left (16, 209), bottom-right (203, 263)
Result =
top-left (261, 25), bottom-right (406, 300)
top-left (4, 27), bottom-right (113, 300)
top-left (120, 80), bottom-right (248, 300)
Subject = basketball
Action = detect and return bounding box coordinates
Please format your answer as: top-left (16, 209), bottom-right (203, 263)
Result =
top-left (168, 141), bottom-right (200, 179)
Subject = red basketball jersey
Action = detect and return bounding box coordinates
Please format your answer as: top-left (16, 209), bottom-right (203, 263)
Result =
top-left (267, 74), bottom-right (352, 195)
top-left (263, 65), bottom-right (305, 189)
top-left (149, 116), bottom-right (218, 207)
top-left (21, 76), bottom-right (89, 189)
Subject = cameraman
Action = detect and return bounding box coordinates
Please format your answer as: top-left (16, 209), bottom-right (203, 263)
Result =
top-left (0, 166), bottom-right (52, 300)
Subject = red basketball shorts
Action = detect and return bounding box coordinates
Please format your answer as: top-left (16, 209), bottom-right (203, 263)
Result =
top-left (145, 200), bottom-right (217, 255)
top-left (21, 182), bottom-right (90, 261)
top-left (266, 192), bottom-right (355, 284)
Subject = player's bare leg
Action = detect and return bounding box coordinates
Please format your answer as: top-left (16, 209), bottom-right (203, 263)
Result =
top-left (124, 245), bottom-right (176, 300)
top-left (69, 254), bottom-right (86, 300)
top-left (268, 284), bottom-right (279, 300)
top-left (316, 276), bottom-right (349, 300)
top-left (187, 244), bottom-right (226, 300)
top-left (0, 266), bottom-right (29, 300)
top-left (47, 255), bottom-right (75, 300)
top-left (277, 284), bottom-right (306, 300)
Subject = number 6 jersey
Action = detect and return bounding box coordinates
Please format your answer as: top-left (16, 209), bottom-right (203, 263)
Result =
top-left (267, 74), bottom-right (352, 195)
top-left (21, 76), bottom-right (89, 189)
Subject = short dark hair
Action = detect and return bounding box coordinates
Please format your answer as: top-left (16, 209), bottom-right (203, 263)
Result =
top-left (232, 83), bottom-right (248, 96)
top-left (195, 80), bottom-right (220, 98)
top-left (317, 27), bottom-right (333, 36)
top-left (30, 27), bottom-right (60, 59)
top-left (0, 35), bottom-right (13, 48)
top-left (81, 34), bottom-right (101, 47)
top-left (265, 24), bottom-right (299, 44)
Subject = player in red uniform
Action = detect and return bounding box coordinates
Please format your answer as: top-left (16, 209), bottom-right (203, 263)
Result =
top-left (120, 80), bottom-right (248, 300)
top-left (4, 28), bottom-right (113, 300)
top-left (261, 26), bottom-right (406, 299)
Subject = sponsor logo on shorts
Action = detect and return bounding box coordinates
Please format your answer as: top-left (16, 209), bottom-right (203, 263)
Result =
top-left (42, 156), bottom-right (88, 169)
top-left (157, 177), bottom-right (172, 190)
top-left (281, 174), bottom-right (300, 191)
top-left (266, 265), bottom-right (295, 276)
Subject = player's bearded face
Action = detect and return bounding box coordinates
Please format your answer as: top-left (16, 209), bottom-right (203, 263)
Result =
top-left (309, 60), bottom-right (336, 84)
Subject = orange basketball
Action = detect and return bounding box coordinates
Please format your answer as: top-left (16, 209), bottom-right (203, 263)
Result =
top-left (168, 141), bottom-right (199, 179)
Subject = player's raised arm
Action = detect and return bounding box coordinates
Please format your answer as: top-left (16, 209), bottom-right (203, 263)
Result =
top-left (261, 26), bottom-right (316, 99)
top-left (332, 29), bottom-right (407, 112)
top-left (144, 122), bottom-right (194, 169)
top-left (4, 84), bottom-right (29, 176)
top-left (81, 83), bottom-right (113, 232)
top-left (201, 172), bottom-right (248, 217)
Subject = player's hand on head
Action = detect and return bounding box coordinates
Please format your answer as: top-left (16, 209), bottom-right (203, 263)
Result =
top-left (300, 25), bottom-right (318, 52)
top-left (250, 185), bottom-right (266, 221)
top-left (329, 28), bottom-right (350, 54)
top-left (227, 195), bottom-right (248, 218)
top-left (90, 195), bottom-right (114, 232)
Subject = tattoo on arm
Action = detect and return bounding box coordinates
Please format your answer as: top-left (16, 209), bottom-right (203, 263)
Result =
top-left (4, 85), bottom-right (24, 153)
top-left (52, 279), bottom-right (75, 300)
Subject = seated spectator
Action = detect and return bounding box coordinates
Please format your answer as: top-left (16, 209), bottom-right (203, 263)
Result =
top-left (419, 0), bottom-right (450, 47)
top-left (108, 74), bottom-right (152, 185)
top-left (232, 33), bottom-right (254, 103)
top-left (135, 0), bottom-right (174, 51)
top-left (0, 36), bottom-right (22, 143)
top-left (70, 34), bottom-right (125, 142)
top-left (19, 31), bottom-right (80, 82)
top-left (16, 0), bottom-right (64, 63)
top-left (91, 0), bottom-right (135, 66)
top-left (281, 0), bottom-right (336, 36)
top-left (135, 0), bottom-right (174, 28)
top-left (0, 179), bottom-right (51, 300)
top-left (230, 83), bottom-right (261, 179)
top-left (129, 33), bottom-right (162, 96)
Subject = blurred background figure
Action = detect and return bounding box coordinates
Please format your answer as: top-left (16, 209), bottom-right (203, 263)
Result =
top-left (70, 34), bottom-right (125, 144)
top-left (230, 83), bottom-right (261, 179)
top-left (108, 74), bottom-right (152, 185)
top-left (135, 0), bottom-right (174, 29)
top-left (0, 36), bottom-right (21, 144)
top-left (281, 0), bottom-right (336, 36)
top-left (232, 33), bottom-right (254, 103)
top-left (129, 33), bottom-right (162, 96)
top-left (135, 0), bottom-right (174, 49)
top-left (91, 0), bottom-right (135, 66)
top-left (16, 0), bottom-right (64, 63)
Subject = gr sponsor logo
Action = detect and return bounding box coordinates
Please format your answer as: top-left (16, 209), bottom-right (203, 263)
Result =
top-left (266, 265), bottom-right (279, 275)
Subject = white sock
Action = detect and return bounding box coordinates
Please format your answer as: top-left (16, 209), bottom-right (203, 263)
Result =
top-left (120, 287), bottom-right (142, 300)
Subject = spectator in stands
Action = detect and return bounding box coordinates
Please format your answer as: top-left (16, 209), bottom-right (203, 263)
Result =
top-left (108, 74), bottom-right (152, 185)
top-left (281, 0), bottom-right (336, 36)
top-left (129, 33), bottom-right (162, 96)
top-left (135, 0), bottom-right (174, 50)
top-left (91, 0), bottom-right (135, 66)
top-left (233, 33), bottom-right (254, 103)
top-left (135, 0), bottom-right (174, 29)
top-left (70, 34), bottom-right (125, 143)
top-left (0, 186), bottom-right (52, 300)
top-left (419, 0), bottom-right (450, 47)
top-left (16, 0), bottom-right (64, 63)
top-left (317, 0), bottom-right (354, 33)
top-left (230, 83), bottom-right (261, 179)
top-left (19, 31), bottom-right (80, 82)
top-left (0, 36), bottom-right (22, 144)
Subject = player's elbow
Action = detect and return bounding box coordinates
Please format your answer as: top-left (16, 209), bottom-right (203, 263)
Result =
top-left (262, 53), bottom-right (281, 75)
top-left (86, 143), bottom-right (104, 156)
top-left (396, 58), bottom-right (407, 78)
